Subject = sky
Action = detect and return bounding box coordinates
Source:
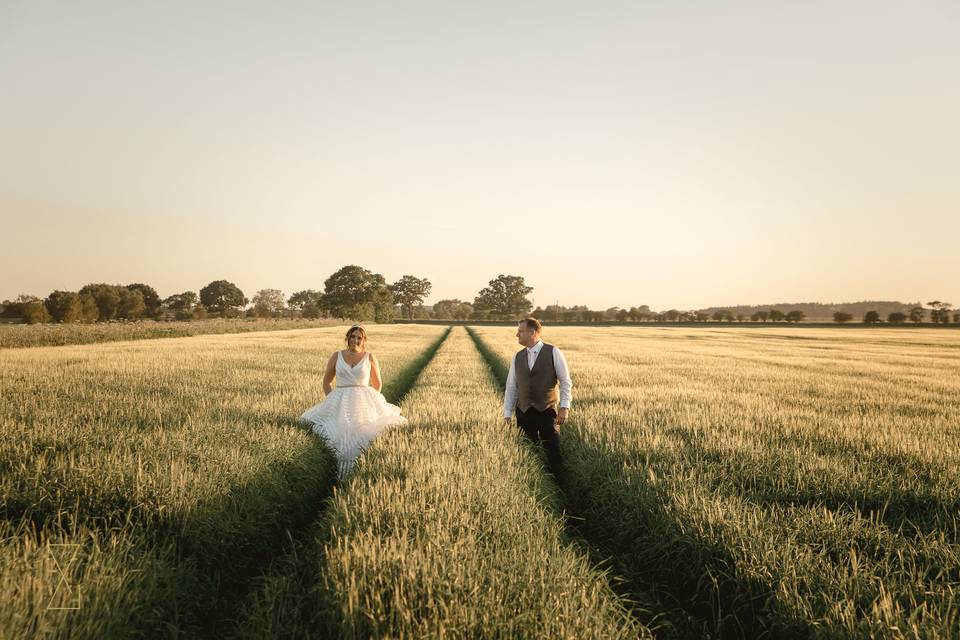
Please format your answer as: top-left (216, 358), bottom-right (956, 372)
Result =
top-left (2, 0), bottom-right (958, 311)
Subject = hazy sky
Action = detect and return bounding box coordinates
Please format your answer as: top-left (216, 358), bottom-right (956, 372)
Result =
top-left (2, 1), bottom-right (958, 310)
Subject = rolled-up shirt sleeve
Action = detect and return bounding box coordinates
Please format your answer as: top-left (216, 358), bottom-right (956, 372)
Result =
top-left (553, 346), bottom-right (573, 409)
top-left (503, 357), bottom-right (518, 419)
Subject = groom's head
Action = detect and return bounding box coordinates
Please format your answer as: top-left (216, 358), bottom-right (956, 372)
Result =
top-left (516, 317), bottom-right (542, 347)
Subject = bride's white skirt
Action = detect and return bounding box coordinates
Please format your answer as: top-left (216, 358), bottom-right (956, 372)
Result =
top-left (299, 386), bottom-right (407, 476)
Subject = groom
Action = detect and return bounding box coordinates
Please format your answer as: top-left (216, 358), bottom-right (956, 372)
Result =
top-left (503, 317), bottom-right (573, 477)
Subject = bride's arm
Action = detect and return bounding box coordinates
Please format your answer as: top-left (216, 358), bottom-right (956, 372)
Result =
top-left (369, 353), bottom-right (382, 392)
top-left (322, 352), bottom-right (338, 395)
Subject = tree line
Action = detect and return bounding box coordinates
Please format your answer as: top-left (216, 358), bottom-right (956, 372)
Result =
top-left (697, 300), bottom-right (928, 320)
top-left (2, 270), bottom-right (956, 326)
top-left (519, 305), bottom-right (958, 324)
top-left (0, 267), bottom-right (424, 324)
top-left (0, 270), bottom-right (538, 325)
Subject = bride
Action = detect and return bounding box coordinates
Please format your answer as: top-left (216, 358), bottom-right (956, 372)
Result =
top-left (299, 324), bottom-right (407, 476)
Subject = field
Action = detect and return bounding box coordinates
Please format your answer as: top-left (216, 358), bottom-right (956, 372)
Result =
top-left (2, 325), bottom-right (958, 638)
top-left (0, 318), bottom-right (342, 349)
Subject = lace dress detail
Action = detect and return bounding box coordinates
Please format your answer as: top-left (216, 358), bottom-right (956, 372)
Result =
top-left (299, 351), bottom-right (407, 476)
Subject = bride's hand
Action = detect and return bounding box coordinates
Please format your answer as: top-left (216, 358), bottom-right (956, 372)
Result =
top-left (322, 352), bottom-right (337, 394)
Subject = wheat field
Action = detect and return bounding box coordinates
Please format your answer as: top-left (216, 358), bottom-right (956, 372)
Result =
top-left (471, 326), bottom-right (960, 639)
top-left (0, 325), bottom-right (446, 638)
top-left (2, 324), bottom-right (957, 638)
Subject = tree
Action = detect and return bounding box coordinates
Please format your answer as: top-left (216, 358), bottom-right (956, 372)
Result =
top-left (712, 310), bottom-right (726, 322)
top-left (433, 299), bottom-right (473, 320)
top-left (372, 286), bottom-right (395, 323)
top-left (887, 312), bottom-right (907, 324)
top-left (864, 310), bottom-right (881, 324)
top-left (909, 307), bottom-right (925, 324)
top-left (22, 300), bottom-right (51, 324)
top-left (288, 290), bottom-right (324, 318)
top-left (473, 275), bottom-right (533, 320)
top-left (756, 311), bottom-right (770, 323)
top-left (126, 283), bottom-right (161, 318)
top-left (251, 289), bottom-right (286, 318)
top-left (786, 310), bottom-right (805, 323)
top-left (833, 311), bottom-right (854, 323)
top-left (199, 280), bottom-right (247, 316)
top-left (163, 291), bottom-right (199, 313)
top-left (412, 305), bottom-right (430, 319)
top-left (320, 265), bottom-right (393, 322)
top-left (162, 292), bottom-right (199, 320)
top-left (928, 301), bottom-right (953, 324)
top-left (769, 309), bottom-right (785, 322)
top-left (389, 275), bottom-right (432, 320)
top-left (45, 291), bottom-right (83, 323)
top-left (163, 291), bottom-right (198, 312)
top-left (117, 288), bottom-right (146, 320)
top-left (78, 293), bottom-right (99, 322)
top-left (79, 284), bottom-right (123, 321)
top-left (940, 303), bottom-right (954, 324)
top-left (665, 309), bottom-right (680, 322)
top-left (953, 312), bottom-right (960, 324)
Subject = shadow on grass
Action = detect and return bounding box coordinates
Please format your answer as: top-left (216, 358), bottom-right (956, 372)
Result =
top-left (219, 326), bottom-right (453, 639)
top-left (721, 429), bottom-right (960, 544)
top-left (558, 428), bottom-right (814, 640)
top-left (11, 327), bottom-right (454, 639)
top-left (10, 426), bottom-right (338, 639)
top-left (465, 326), bottom-right (810, 640)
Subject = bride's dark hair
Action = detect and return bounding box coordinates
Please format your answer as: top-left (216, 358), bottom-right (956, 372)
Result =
top-left (345, 324), bottom-right (367, 346)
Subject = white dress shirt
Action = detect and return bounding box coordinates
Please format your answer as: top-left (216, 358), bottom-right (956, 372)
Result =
top-left (503, 340), bottom-right (573, 419)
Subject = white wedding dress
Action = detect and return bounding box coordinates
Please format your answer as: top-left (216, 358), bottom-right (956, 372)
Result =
top-left (299, 351), bottom-right (407, 476)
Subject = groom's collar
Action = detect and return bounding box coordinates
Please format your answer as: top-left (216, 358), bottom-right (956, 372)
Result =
top-left (527, 340), bottom-right (543, 353)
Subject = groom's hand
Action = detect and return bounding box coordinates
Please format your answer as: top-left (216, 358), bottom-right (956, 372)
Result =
top-left (556, 408), bottom-right (569, 426)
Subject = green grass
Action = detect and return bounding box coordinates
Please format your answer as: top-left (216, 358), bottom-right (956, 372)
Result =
top-left (234, 327), bottom-right (647, 639)
top-left (0, 325), bottom-right (446, 638)
top-left (6, 324), bottom-right (958, 639)
top-left (470, 326), bottom-right (960, 639)
top-left (0, 317), bottom-right (342, 349)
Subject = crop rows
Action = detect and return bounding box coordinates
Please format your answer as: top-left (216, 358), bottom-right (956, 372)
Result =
top-left (4, 324), bottom-right (957, 639)
top-left (471, 326), bottom-right (960, 639)
top-left (0, 325), bottom-right (446, 638)
top-left (236, 327), bottom-right (646, 639)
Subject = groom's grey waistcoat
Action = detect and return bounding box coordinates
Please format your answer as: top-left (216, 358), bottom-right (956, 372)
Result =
top-left (515, 343), bottom-right (559, 412)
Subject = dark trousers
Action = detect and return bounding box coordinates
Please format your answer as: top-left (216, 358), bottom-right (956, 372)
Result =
top-left (516, 406), bottom-right (562, 477)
